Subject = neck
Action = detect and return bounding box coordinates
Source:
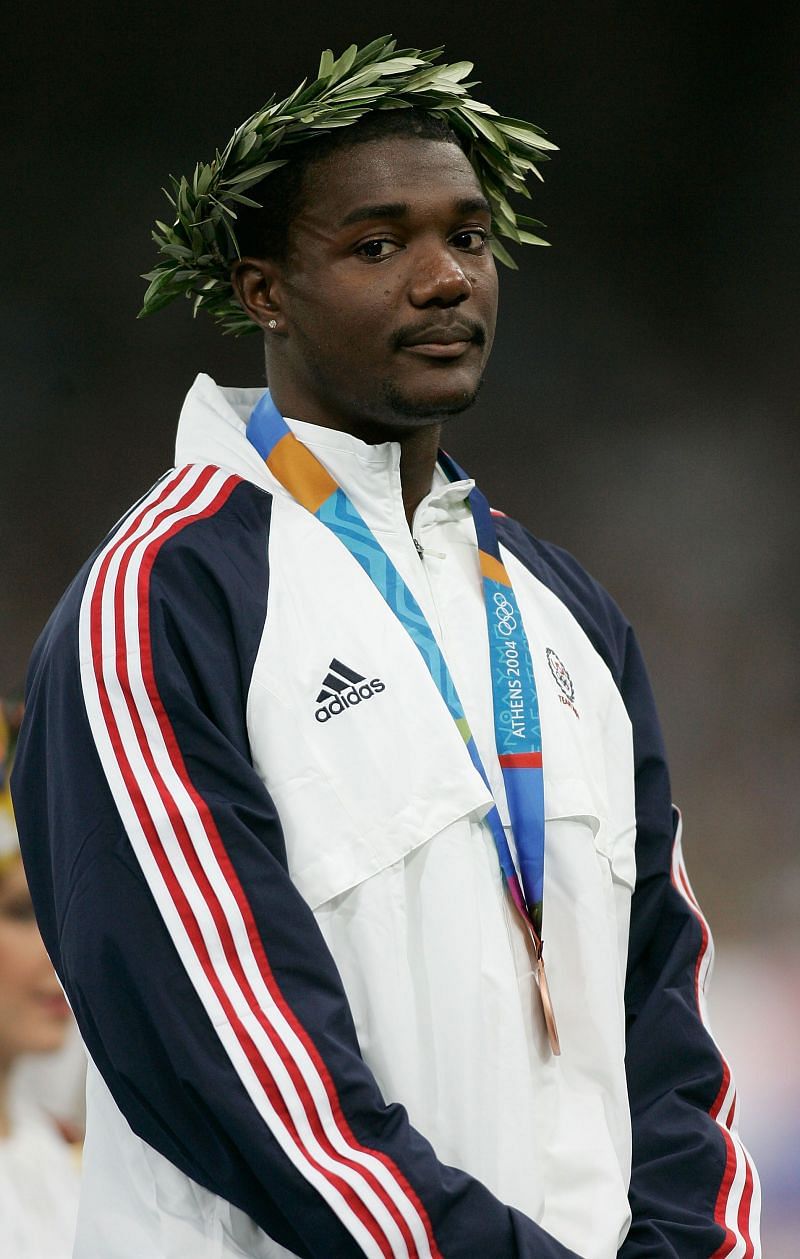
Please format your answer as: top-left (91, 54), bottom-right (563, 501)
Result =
top-left (397, 425), bottom-right (441, 527)
top-left (265, 380), bottom-right (442, 529)
top-left (0, 1060), bottom-right (10, 1138)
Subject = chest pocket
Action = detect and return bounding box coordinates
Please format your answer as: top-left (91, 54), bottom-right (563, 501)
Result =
top-left (545, 776), bottom-right (634, 890)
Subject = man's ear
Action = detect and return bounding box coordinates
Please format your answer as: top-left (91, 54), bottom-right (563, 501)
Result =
top-left (230, 258), bottom-right (285, 334)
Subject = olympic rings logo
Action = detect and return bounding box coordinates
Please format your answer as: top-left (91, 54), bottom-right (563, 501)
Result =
top-left (492, 590), bottom-right (517, 636)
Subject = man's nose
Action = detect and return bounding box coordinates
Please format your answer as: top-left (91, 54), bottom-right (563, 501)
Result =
top-left (408, 241), bottom-right (472, 307)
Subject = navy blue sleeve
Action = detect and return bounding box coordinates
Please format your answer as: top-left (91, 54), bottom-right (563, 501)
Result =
top-left (495, 515), bottom-right (759, 1258)
top-left (12, 467), bottom-right (581, 1259)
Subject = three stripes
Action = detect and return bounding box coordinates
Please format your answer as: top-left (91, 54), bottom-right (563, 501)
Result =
top-left (77, 465), bottom-right (439, 1259)
top-left (671, 815), bottom-right (761, 1258)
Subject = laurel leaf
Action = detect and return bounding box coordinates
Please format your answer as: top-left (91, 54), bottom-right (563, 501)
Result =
top-left (328, 43), bottom-right (358, 86)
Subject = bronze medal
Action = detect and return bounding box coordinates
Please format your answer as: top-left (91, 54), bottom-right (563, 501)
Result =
top-left (536, 955), bottom-right (561, 1056)
top-left (512, 900), bottom-right (561, 1057)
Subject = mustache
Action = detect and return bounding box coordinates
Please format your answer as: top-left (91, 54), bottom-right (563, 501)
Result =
top-left (391, 318), bottom-right (486, 351)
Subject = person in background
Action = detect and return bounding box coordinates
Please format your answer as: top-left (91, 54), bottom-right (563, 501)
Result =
top-left (0, 699), bottom-right (81, 1258)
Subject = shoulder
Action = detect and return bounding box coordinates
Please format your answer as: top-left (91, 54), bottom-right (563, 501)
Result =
top-left (29, 466), bottom-right (274, 686)
top-left (493, 511), bottom-right (631, 687)
top-left (122, 464), bottom-right (272, 579)
top-left (131, 465), bottom-right (273, 602)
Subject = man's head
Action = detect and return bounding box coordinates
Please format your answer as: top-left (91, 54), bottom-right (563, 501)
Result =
top-left (231, 110), bottom-right (498, 439)
top-left (141, 40), bottom-right (555, 340)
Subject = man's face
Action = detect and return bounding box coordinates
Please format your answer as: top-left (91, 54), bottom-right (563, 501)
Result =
top-left (268, 137), bottom-right (499, 440)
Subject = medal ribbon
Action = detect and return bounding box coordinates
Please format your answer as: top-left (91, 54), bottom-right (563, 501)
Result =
top-left (247, 391), bottom-right (559, 1051)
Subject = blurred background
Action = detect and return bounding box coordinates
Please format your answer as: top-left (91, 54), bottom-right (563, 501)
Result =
top-left (2, 1), bottom-right (797, 1252)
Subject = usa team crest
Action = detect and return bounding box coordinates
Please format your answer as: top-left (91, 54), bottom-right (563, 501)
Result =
top-left (546, 648), bottom-right (580, 718)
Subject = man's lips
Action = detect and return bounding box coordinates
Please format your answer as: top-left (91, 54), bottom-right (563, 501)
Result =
top-left (400, 340), bottom-right (474, 358)
top-left (395, 321), bottom-right (484, 359)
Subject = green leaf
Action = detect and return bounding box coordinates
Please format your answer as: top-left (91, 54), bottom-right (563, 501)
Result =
top-left (338, 63), bottom-right (388, 89)
top-left (138, 287), bottom-right (179, 318)
top-left (500, 171), bottom-right (531, 198)
top-left (212, 198), bottom-right (238, 220)
top-left (320, 87), bottom-right (385, 105)
top-left (500, 115), bottom-right (555, 140)
top-left (222, 159), bottom-right (287, 188)
top-left (435, 60), bottom-right (473, 82)
top-left (308, 111), bottom-right (367, 129)
top-left (351, 35), bottom-right (395, 68)
top-left (512, 158), bottom-right (545, 183)
top-left (160, 242), bottom-right (195, 260)
top-left (140, 267), bottom-right (181, 315)
top-left (455, 97), bottom-right (497, 116)
top-left (495, 121), bottom-right (559, 151)
top-left (221, 313), bottom-right (260, 336)
top-left (418, 45), bottom-right (445, 61)
top-left (491, 202), bottom-right (521, 242)
top-left (489, 237), bottom-right (518, 269)
top-left (145, 264), bottom-right (179, 289)
top-left (460, 107), bottom-right (508, 150)
top-left (328, 42), bottom-right (358, 86)
top-left (318, 48), bottom-right (335, 79)
top-left (516, 229), bottom-right (550, 246)
top-left (278, 78), bottom-right (309, 112)
top-left (401, 66), bottom-right (449, 91)
top-left (375, 97), bottom-right (413, 110)
top-left (225, 190), bottom-right (264, 209)
top-left (234, 132), bottom-right (259, 162)
top-left (220, 214), bottom-right (241, 257)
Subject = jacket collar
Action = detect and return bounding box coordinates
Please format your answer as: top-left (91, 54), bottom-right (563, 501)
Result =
top-left (175, 374), bottom-right (474, 537)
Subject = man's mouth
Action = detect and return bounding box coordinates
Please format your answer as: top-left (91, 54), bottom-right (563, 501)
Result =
top-left (401, 340), bottom-right (473, 358)
top-left (394, 320), bottom-right (484, 359)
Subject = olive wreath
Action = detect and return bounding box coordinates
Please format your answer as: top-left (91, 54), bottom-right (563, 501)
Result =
top-left (139, 36), bottom-right (557, 336)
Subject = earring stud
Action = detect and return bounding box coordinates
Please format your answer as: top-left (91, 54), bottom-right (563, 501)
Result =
top-left (267, 318), bottom-right (278, 330)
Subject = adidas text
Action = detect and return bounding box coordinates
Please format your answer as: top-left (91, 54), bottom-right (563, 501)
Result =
top-left (315, 680), bottom-right (385, 722)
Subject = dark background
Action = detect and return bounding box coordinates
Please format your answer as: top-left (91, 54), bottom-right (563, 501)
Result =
top-left (3, 1), bottom-right (797, 941)
top-left (3, 1), bottom-right (799, 1244)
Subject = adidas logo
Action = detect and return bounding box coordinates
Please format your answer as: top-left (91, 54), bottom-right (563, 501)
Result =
top-left (314, 658), bottom-right (386, 724)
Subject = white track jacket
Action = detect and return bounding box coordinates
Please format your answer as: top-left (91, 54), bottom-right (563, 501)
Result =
top-left (13, 375), bottom-right (760, 1258)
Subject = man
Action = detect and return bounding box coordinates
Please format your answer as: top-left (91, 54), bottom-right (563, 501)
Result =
top-left (12, 38), bottom-right (759, 1259)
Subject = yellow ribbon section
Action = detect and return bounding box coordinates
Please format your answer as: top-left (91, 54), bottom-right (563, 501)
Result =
top-left (479, 549), bottom-right (511, 586)
top-left (267, 432), bottom-right (337, 514)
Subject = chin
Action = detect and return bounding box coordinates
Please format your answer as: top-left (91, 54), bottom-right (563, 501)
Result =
top-left (382, 375), bottom-right (483, 422)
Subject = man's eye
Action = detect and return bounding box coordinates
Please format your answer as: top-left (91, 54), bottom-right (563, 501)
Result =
top-left (355, 238), bottom-right (400, 261)
top-left (451, 229), bottom-right (491, 252)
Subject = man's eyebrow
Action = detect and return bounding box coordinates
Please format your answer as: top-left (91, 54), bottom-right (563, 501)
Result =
top-left (339, 202), bottom-right (408, 228)
top-left (454, 196), bottom-right (492, 216)
top-left (338, 195), bottom-right (492, 229)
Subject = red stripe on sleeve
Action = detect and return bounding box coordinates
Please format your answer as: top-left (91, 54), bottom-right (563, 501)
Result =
top-left (85, 467), bottom-right (440, 1258)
